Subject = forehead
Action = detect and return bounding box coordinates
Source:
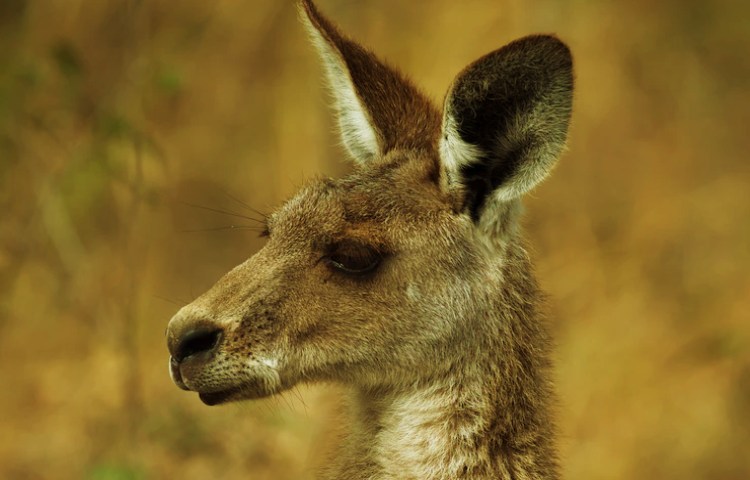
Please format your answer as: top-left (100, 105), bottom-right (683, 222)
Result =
top-left (270, 158), bottom-right (452, 245)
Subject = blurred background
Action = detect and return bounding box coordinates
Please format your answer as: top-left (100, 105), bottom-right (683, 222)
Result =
top-left (1, 0), bottom-right (749, 478)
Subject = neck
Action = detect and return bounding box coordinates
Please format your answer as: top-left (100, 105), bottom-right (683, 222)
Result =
top-left (321, 244), bottom-right (558, 480)
top-left (324, 372), bottom-right (556, 479)
top-left (327, 316), bottom-right (557, 476)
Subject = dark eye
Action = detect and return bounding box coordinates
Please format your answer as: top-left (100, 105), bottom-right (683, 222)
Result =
top-left (325, 241), bottom-right (382, 275)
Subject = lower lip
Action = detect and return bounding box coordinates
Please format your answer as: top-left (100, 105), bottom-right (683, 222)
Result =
top-left (199, 389), bottom-right (238, 406)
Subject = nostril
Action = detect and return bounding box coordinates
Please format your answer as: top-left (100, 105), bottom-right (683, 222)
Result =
top-left (174, 327), bottom-right (222, 362)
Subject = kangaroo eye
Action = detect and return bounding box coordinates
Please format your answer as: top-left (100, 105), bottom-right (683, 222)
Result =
top-left (325, 241), bottom-right (382, 275)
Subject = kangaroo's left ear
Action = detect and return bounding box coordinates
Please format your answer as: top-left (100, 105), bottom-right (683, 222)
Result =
top-left (440, 35), bottom-right (573, 221)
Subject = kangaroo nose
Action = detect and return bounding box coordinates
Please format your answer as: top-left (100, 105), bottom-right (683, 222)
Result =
top-left (169, 325), bottom-right (223, 362)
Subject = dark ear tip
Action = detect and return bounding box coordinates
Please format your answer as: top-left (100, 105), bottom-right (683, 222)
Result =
top-left (517, 34), bottom-right (573, 69)
top-left (298, 0), bottom-right (320, 25)
top-left (527, 34), bottom-right (571, 50)
top-left (299, 0), bottom-right (342, 44)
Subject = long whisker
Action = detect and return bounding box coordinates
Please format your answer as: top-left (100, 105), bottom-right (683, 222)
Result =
top-left (179, 201), bottom-right (266, 224)
top-left (179, 225), bottom-right (265, 233)
top-left (292, 386), bottom-right (308, 418)
top-left (153, 294), bottom-right (189, 306)
top-left (222, 191), bottom-right (268, 219)
top-left (279, 390), bottom-right (295, 413)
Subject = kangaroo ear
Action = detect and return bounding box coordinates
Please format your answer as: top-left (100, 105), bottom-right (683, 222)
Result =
top-left (299, 0), bottom-right (440, 165)
top-left (440, 35), bottom-right (573, 221)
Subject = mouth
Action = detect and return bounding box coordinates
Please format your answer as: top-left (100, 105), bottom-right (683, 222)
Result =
top-left (170, 357), bottom-right (266, 405)
top-left (169, 354), bottom-right (283, 405)
top-left (170, 356), bottom-right (240, 405)
top-left (198, 388), bottom-right (242, 406)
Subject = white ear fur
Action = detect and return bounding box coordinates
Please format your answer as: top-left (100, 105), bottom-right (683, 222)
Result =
top-left (440, 101), bottom-right (566, 203)
top-left (438, 35), bottom-right (573, 225)
top-left (301, 14), bottom-right (380, 164)
top-left (439, 114), bottom-right (484, 186)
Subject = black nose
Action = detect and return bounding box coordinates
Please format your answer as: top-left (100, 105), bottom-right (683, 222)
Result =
top-left (171, 326), bottom-right (223, 362)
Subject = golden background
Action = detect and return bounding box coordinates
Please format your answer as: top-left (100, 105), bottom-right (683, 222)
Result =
top-left (1, 0), bottom-right (748, 478)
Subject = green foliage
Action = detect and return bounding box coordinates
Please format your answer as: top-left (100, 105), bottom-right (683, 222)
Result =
top-left (155, 66), bottom-right (185, 96)
top-left (87, 462), bottom-right (147, 480)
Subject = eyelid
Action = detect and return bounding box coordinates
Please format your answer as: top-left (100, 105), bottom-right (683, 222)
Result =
top-left (323, 240), bottom-right (383, 276)
top-left (324, 255), bottom-right (380, 275)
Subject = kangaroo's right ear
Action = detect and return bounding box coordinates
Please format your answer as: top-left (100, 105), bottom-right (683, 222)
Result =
top-left (440, 35), bottom-right (573, 223)
top-left (299, 0), bottom-right (439, 165)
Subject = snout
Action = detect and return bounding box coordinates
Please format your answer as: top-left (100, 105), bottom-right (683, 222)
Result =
top-left (167, 309), bottom-right (223, 391)
top-left (165, 300), bottom-right (285, 405)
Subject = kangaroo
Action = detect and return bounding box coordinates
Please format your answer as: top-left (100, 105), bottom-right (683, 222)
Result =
top-left (166, 1), bottom-right (573, 478)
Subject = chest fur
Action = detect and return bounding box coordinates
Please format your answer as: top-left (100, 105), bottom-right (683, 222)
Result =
top-left (368, 386), bottom-right (493, 479)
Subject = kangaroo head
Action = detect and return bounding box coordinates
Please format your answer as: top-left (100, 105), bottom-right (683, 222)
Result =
top-left (167, 0), bottom-right (573, 406)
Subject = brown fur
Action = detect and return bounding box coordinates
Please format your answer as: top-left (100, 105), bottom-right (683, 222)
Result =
top-left (167, 1), bottom-right (573, 478)
top-left (301, 0), bottom-right (442, 157)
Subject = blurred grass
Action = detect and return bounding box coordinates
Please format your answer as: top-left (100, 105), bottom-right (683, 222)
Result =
top-left (1, 0), bottom-right (749, 479)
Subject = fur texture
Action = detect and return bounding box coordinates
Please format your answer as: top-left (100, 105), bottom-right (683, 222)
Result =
top-left (166, 1), bottom-right (574, 478)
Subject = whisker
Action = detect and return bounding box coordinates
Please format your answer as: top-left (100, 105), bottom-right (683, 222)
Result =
top-left (279, 390), bottom-right (295, 413)
top-left (269, 393), bottom-right (283, 416)
top-left (153, 294), bottom-right (188, 306)
top-left (292, 386), bottom-right (308, 418)
top-left (261, 397), bottom-right (276, 418)
top-left (178, 201), bottom-right (266, 224)
top-left (179, 225), bottom-right (265, 233)
top-left (222, 191), bottom-right (268, 219)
